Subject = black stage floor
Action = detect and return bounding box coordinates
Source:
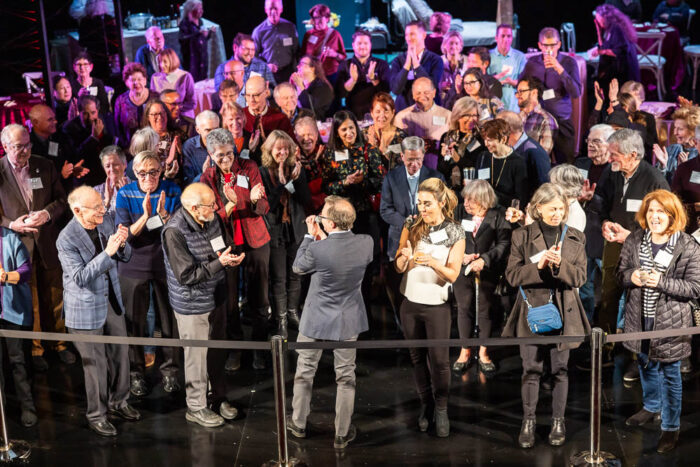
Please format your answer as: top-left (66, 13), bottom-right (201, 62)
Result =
top-left (5, 306), bottom-right (700, 466)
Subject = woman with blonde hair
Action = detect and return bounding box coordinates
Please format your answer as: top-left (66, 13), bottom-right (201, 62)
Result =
top-left (654, 105), bottom-right (700, 184)
top-left (395, 177), bottom-right (465, 437)
top-left (438, 96), bottom-right (486, 190)
top-left (149, 48), bottom-right (196, 118)
top-left (618, 189), bottom-right (700, 453)
top-left (259, 130), bottom-right (312, 336)
top-left (438, 30), bottom-right (467, 104)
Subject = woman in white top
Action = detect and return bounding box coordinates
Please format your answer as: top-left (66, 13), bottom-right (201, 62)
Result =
top-left (395, 178), bottom-right (465, 438)
top-left (549, 164), bottom-right (587, 233)
top-left (150, 48), bottom-right (196, 119)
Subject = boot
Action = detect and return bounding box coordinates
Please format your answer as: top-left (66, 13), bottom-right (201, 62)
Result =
top-left (418, 402), bottom-right (433, 432)
top-left (657, 430), bottom-right (679, 453)
top-left (518, 418), bottom-right (536, 448)
top-left (276, 313), bottom-right (288, 339)
top-left (434, 408), bottom-right (450, 437)
top-left (548, 417), bottom-right (566, 446)
top-left (287, 309), bottom-right (300, 329)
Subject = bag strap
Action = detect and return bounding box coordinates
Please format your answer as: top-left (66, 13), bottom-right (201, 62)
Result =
top-left (519, 287), bottom-right (532, 309)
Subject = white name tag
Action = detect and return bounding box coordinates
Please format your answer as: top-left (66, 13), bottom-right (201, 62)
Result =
top-left (89, 86), bottom-right (98, 96)
top-left (692, 228), bottom-right (700, 244)
top-left (429, 229), bottom-right (448, 243)
top-left (210, 235), bottom-right (226, 251)
top-left (388, 144), bottom-right (402, 153)
top-left (236, 174), bottom-right (249, 189)
top-left (530, 250), bottom-right (546, 264)
top-left (654, 249), bottom-right (674, 268)
top-left (159, 140), bottom-right (168, 150)
top-left (334, 150), bottom-right (349, 162)
top-left (443, 154), bottom-right (451, 161)
top-left (432, 116), bottom-right (446, 126)
top-left (690, 171), bottom-right (700, 185)
top-left (146, 215), bottom-right (164, 231)
top-left (478, 168), bottom-right (490, 180)
top-left (283, 37), bottom-right (293, 46)
top-left (578, 168), bottom-right (589, 179)
top-left (250, 71), bottom-right (262, 78)
top-left (309, 35), bottom-right (318, 44)
top-left (467, 140), bottom-right (481, 152)
top-left (48, 141), bottom-right (59, 156)
top-left (30, 177), bottom-right (43, 190)
top-left (284, 181), bottom-right (296, 194)
top-left (461, 219), bottom-right (475, 232)
top-left (626, 199), bottom-right (642, 212)
top-left (239, 149), bottom-right (250, 160)
top-left (542, 89), bottom-right (556, 100)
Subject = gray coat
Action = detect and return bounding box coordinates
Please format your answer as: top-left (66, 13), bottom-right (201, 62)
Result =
top-left (292, 231), bottom-right (373, 341)
top-left (502, 222), bottom-right (591, 350)
top-left (617, 230), bottom-right (700, 362)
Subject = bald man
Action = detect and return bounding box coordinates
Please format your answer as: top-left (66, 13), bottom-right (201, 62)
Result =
top-left (394, 77), bottom-right (451, 169)
top-left (162, 183), bottom-right (242, 427)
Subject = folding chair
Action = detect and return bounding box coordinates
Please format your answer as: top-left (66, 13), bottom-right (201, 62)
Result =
top-left (636, 31), bottom-right (666, 101)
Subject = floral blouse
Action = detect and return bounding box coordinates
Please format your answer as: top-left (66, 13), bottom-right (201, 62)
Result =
top-left (362, 126), bottom-right (407, 172)
top-left (320, 142), bottom-right (385, 212)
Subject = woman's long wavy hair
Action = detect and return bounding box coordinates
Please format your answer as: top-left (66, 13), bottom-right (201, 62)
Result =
top-left (595, 4), bottom-right (637, 43)
top-left (408, 178), bottom-right (459, 247)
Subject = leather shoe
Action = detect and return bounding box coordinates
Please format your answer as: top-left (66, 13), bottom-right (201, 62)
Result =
top-left (32, 355), bottom-right (48, 372)
top-left (434, 408), bottom-right (450, 438)
top-left (657, 430), bottom-right (679, 453)
top-left (548, 417), bottom-right (566, 446)
top-left (625, 408), bottom-right (661, 426)
top-left (130, 375), bottom-right (149, 397)
top-left (287, 309), bottom-right (300, 329)
top-left (109, 404), bottom-right (141, 421)
top-left (162, 375), bottom-right (180, 393)
top-left (518, 419), bottom-right (536, 448)
top-left (333, 424), bottom-right (356, 449)
top-left (225, 352), bottom-right (241, 372)
top-left (478, 358), bottom-right (497, 376)
top-left (58, 349), bottom-right (76, 365)
top-left (186, 408), bottom-right (224, 428)
top-left (418, 403), bottom-right (432, 432)
top-left (286, 416), bottom-right (306, 438)
top-left (219, 401), bottom-right (238, 420)
top-left (451, 354), bottom-right (473, 373)
top-left (21, 409), bottom-right (37, 427)
top-left (89, 419), bottom-right (117, 437)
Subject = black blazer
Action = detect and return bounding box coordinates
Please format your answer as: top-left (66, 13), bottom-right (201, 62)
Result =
top-left (260, 166), bottom-right (312, 248)
top-left (454, 205), bottom-right (512, 282)
top-left (299, 78), bottom-right (334, 120)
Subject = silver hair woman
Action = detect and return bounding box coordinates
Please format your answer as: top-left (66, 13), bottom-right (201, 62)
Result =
top-left (549, 164), bottom-right (586, 232)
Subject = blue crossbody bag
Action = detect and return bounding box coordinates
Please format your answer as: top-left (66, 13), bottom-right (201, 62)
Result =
top-left (519, 225), bottom-right (567, 334)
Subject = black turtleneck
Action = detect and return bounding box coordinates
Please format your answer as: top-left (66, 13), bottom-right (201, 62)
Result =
top-left (538, 220), bottom-right (562, 249)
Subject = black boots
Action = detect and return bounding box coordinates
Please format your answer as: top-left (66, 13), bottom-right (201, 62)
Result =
top-left (657, 430), bottom-right (679, 453)
top-left (518, 419), bottom-right (536, 448)
top-left (549, 418), bottom-right (566, 446)
top-left (434, 408), bottom-right (450, 438)
top-left (288, 309), bottom-right (300, 329)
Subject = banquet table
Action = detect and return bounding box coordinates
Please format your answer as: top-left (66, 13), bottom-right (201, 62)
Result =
top-left (194, 79), bottom-right (216, 115)
top-left (635, 23), bottom-right (685, 98)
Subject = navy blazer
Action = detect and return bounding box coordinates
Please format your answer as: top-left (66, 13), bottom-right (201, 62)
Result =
top-left (56, 214), bottom-right (131, 330)
top-left (379, 165), bottom-right (444, 259)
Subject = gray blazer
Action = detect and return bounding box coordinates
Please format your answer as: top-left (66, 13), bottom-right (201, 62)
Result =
top-left (56, 214), bottom-right (131, 330)
top-left (293, 231), bottom-right (373, 340)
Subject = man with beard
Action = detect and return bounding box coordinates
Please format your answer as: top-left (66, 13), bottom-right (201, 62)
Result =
top-left (214, 33), bottom-right (276, 93)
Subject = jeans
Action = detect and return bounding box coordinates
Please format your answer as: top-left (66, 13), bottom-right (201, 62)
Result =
top-left (638, 352), bottom-right (682, 431)
top-left (579, 256), bottom-right (601, 324)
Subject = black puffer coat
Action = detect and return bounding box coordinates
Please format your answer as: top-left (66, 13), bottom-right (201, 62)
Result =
top-left (617, 230), bottom-right (700, 362)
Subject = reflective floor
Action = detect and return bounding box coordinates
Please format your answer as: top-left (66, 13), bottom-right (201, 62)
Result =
top-left (5, 305), bottom-right (700, 466)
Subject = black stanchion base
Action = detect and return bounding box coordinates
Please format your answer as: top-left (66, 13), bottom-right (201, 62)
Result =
top-left (0, 440), bottom-right (31, 462)
top-left (570, 450), bottom-right (619, 466)
top-left (262, 458), bottom-right (306, 467)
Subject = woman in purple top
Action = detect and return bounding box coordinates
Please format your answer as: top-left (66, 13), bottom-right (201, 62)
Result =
top-left (113, 63), bottom-right (151, 147)
top-left (150, 48), bottom-right (196, 119)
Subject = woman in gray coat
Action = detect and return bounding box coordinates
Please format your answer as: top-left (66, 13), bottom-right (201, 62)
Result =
top-left (617, 189), bottom-right (700, 454)
top-left (503, 183), bottom-right (590, 449)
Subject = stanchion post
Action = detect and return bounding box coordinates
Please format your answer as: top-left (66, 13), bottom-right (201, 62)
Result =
top-left (570, 327), bottom-right (617, 466)
top-left (0, 380), bottom-right (30, 462)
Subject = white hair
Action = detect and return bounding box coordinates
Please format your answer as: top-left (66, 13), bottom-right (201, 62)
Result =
top-left (195, 110), bottom-right (220, 127)
top-left (68, 185), bottom-right (99, 211)
top-left (1, 124), bottom-right (27, 147)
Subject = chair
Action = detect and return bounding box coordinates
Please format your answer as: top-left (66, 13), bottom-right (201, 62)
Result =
top-left (560, 23), bottom-right (576, 53)
top-left (636, 31), bottom-right (667, 100)
top-left (681, 9), bottom-right (695, 46)
top-left (685, 45), bottom-right (700, 101)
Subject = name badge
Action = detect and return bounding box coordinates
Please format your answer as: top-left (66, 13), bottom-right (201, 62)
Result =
top-left (146, 215), bottom-right (164, 231)
top-left (461, 219), bottom-right (475, 232)
top-left (309, 35), bottom-right (318, 44)
top-left (467, 140), bottom-right (481, 152)
top-left (89, 86), bottom-right (98, 96)
top-left (284, 181), bottom-right (296, 194)
top-left (282, 37), bottom-right (293, 46)
top-left (30, 177), bottom-right (43, 190)
top-left (429, 229), bottom-right (448, 243)
top-left (542, 89), bottom-right (556, 100)
top-left (478, 168), bottom-right (490, 180)
top-left (626, 199), bottom-right (642, 212)
top-left (530, 250), bottom-right (546, 264)
top-left (690, 171), bottom-right (700, 185)
top-left (692, 227), bottom-right (700, 244)
top-left (443, 154), bottom-right (451, 161)
top-left (432, 116), bottom-right (446, 126)
top-left (210, 235), bottom-right (226, 251)
top-left (239, 149), bottom-right (250, 160)
top-left (334, 150), bottom-right (349, 162)
top-left (578, 168), bottom-right (589, 179)
top-left (159, 140), bottom-right (168, 150)
top-left (48, 141), bottom-right (59, 156)
top-left (387, 144), bottom-right (402, 153)
top-left (250, 71), bottom-right (262, 78)
top-left (654, 249), bottom-right (674, 268)
top-left (236, 174), bottom-right (249, 189)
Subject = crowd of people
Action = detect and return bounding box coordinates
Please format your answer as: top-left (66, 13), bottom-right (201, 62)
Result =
top-left (1, 0), bottom-right (700, 456)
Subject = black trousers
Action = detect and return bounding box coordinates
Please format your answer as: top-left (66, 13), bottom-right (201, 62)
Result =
top-left (520, 344), bottom-right (570, 419)
top-left (224, 267), bottom-right (244, 341)
top-left (400, 299), bottom-right (451, 410)
top-left (120, 276), bottom-right (179, 377)
top-left (269, 238), bottom-right (302, 318)
top-left (0, 320), bottom-right (34, 411)
top-left (384, 261), bottom-right (406, 333)
top-left (553, 117), bottom-right (576, 164)
top-left (453, 271), bottom-right (497, 348)
top-left (353, 210), bottom-right (381, 315)
top-left (231, 243), bottom-right (270, 341)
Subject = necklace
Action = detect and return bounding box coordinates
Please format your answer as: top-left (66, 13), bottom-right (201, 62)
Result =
top-left (491, 154), bottom-right (508, 188)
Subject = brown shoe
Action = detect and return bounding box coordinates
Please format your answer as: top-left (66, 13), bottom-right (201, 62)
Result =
top-left (657, 430), bottom-right (679, 453)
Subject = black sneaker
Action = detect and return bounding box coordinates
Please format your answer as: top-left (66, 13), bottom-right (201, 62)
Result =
top-left (623, 362), bottom-right (640, 382)
top-left (333, 424), bottom-right (356, 449)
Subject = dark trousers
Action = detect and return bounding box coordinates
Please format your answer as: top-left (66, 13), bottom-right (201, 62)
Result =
top-left (400, 299), bottom-right (451, 410)
top-left (225, 268), bottom-right (243, 341)
top-left (353, 211), bottom-right (381, 313)
top-left (31, 251), bottom-right (65, 356)
top-left (385, 261), bottom-right (406, 333)
top-left (0, 320), bottom-right (34, 411)
top-left (553, 117), bottom-right (576, 164)
top-left (231, 243), bottom-right (270, 340)
top-left (120, 276), bottom-right (178, 377)
top-left (520, 344), bottom-right (570, 419)
top-left (600, 241), bottom-right (624, 333)
top-left (68, 304), bottom-right (130, 423)
top-left (453, 272), bottom-right (497, 347)
top-left (269, 239), bottom-right (302, 318)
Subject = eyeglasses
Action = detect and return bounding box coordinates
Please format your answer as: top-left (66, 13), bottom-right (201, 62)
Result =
top-left (463, 80), bottom-right (479, 86)
top-left (197, 202), bottom-right (217, 209)
top-left (82, 204), bottom-right (106, 212)
top-left (314, 215), bottom-right (331, 223)
top-left (238, 46), bottom-right (256, 53)
top-left (540, 41), bottom-right (560, 48)
top-left (586, 138), bottom-right (606, 146)
top-left (514, 88), bottom-right (532, 95)
top-left (212, 150), bottom-right (235, 160)
top-left (463, 113), bottom-right (478, 119)
top-left (245, 90), bottom-right (266, 100)
top-left (6, 142), bottom-right (32, 152)
top-left (148, 112), bottom-right (165, 119)
top-left (135, 170), bottom-right (160, 178)
top-left (75, 62), bottom-right (91, 68)
top-left (224, 70), bottom-right (244, 76)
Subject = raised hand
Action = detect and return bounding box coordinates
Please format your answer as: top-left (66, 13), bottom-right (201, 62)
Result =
top-left (61, 160), bottom-right (74, 179)
top-left (224, 183), bottom-right (237, 204)
top-left (250, 183), bottom-right (265, 203)
top-left (73, 160), bottom-right (89, 178)
top-left (679, 151), bottom-right (689, 164)
top-left (156, 190), bottom-right (167, 218)
top-left (166, 135), bottom-right (180, 166)
top-left (653, 144), bottom-right (669, 168)
top-left (579, 179), bottom-right (596, 202)
top-left (291, 160), bottom-right (302, 181)
top-left (400, 240), bottom-right (413, 260)
top-left (142, 190), bottom-right (152, 216)
top-left (593, 81), bottom-right (605, 109)
top-left (608, 78), bottom-right (619, 102)
top-left (349, 63), bottom-right (359, 83)
top-left (367, 60), bottom-right (377, 81)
